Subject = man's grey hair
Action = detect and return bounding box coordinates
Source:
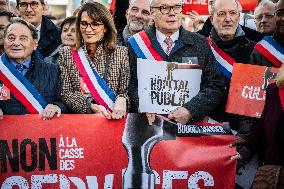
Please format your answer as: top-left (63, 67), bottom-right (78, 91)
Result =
top-left (4, 17), bottom-right (38, 40)
top-left (129, 0), bottom-right (151, 8)
top-left (254, 0), bottom-right (276, 15)
top-left (210, 0), bottom-right (239, 15)
top-left (150, 0), bottom-right (182, 7)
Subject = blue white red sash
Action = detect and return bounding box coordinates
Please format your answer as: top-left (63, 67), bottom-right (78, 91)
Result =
top-left (208, 38), bottom-right (235, 79)
top-left (254, 36), bottom-right (284, 68)
top-left (72, 47), bottom-right (116, 111)
top-left (128, 31), bottom-right (163, 61)
top-left (0, 54), bottom-right (47, 114)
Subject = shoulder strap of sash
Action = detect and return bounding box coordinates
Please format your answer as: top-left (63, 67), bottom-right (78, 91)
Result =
top-left (254, 36), bottom-right (284, 68)
top-left (72, 47), bottom-right (116, 111)
top-left (0, 54), bottom-right (47, 114)
top-left (208, 38), bottom-right (235, 79)
top-left (128, 30), bottom-right (164, 61)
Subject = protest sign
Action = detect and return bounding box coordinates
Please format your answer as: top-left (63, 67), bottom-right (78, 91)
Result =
top-left (226, 63), bottom-right (278, 118)
top-left (182, 0), bottom-right (258, 15)
top-left (137, 59), bottom-right (202, 114)
top-left (0, 114), bottom-right (236, 189)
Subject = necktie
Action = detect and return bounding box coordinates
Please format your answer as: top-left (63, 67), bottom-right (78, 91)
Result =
top-left (16, 64), bottom-right (25, 74)
top-left (164, 37), bottom-right (174, 56)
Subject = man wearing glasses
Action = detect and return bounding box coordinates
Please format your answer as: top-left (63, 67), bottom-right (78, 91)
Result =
top-left (254, 0), bottom-right (276, 36)
top-left (250, 0), bottom-right (284, 68)
top-left (16, 0), bottom-right (61, 60)
top-left (128, 0), bottom-right (225, 124)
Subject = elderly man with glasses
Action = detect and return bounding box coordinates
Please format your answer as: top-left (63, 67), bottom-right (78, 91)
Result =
top-left (249, 0), bottom-right (284, 68)
top-left (128, 0), bottom-right (225, 124)
top-left (16, 0), bottom-right (61, 60)
top-left (254, 0), bottom-right (276, 35)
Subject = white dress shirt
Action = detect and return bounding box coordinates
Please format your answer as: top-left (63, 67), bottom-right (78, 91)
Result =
top-left (156, 29), bottom-right (179, 54)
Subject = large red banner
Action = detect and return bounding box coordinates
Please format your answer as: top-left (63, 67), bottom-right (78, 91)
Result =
top-left (0, 114), bottom-right (236, 189)
top-left (226, 63), bottom-right (278, 118)
top-left (182, 0), bottom-right (258, 15)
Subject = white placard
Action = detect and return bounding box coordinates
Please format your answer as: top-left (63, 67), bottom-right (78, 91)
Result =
top-left (137, 58), bottom-right (202, 114)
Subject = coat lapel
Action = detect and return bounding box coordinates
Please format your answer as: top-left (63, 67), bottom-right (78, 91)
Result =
top-left (171, 28), bottom-right (195, 56)
top-left (145, 26), bottom-right (195, 60)
top-left (145, 26), bottom-right (168, 61)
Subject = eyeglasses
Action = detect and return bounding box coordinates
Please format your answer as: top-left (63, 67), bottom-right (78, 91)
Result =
top-left (18, 1), bottom-right (40, 10)
top-left (216, 11), bottom-right (238, 18)
top-left (80, 21), bottom-right (104, 30)
top-left (255, 13), bottom-right (275, 21)
top-left (151, 5), bottom-right (182, 14)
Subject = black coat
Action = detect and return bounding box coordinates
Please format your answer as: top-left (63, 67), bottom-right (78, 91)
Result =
top-left (37, 16), bottom-right (61, 58)
top-left (0, 53), bottom-right (67, 115)
top-left (239, 83), bottom-right (284, 166)
top-left (128, 25), bottom-right (226, 121)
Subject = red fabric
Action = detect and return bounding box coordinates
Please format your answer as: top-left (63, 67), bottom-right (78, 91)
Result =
top-left (139, 31), bottom-right (164, 61)
top-left (0, 114), bottom-right (236, 189)
top-left (279, 87), bottom-right (284, 110)
top-left (255, 43), bottom-right (282, 68)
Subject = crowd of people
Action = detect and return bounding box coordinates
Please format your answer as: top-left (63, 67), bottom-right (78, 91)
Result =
top-left (0, 0), bottom-right (283, 187)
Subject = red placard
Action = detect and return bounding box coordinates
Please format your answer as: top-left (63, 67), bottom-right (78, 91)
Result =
top-left (226, 63), bottom-right (278, 118)
top-left (0, 84), bottom-right (10, 100)
top-left (182, 0), bottom-right (258, 15)
top-left (0, 114), bottom-right (236, 188)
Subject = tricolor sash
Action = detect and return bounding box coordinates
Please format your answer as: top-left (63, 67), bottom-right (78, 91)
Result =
top-left (208, 38), bottom-right (235, 79)
top-left (0, 54), bottom-right (47, 114)
top-left (72, 47), bottom-right (116, 111)
top-left (254, 36), bottom-right (284, 68)
top-left (128, 31), bottom-right (163, 61)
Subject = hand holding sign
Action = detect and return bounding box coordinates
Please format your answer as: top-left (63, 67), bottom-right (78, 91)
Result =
top-left (90, 103), bottom-right (112, 119)
top-left (42, 104), bottom-right (61, 120)
top-left (168, 107), bottom-right (192, 124)
top-left (112, 96), bottom-right (127, 119)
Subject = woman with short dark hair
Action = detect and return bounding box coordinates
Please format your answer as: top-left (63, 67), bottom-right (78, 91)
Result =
top-left (58, 2), bottom-right (129, 119)
top-left (45, 16), bottom-right (77, 65)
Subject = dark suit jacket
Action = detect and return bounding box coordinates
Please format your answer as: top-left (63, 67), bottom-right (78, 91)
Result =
top-left (128, 25), bottom-right (226, 121)
top-left (0, 53), bottom-right (67, 115)
top-left (37, 16), bottom-right (61, 58)
top-left (239, 83), bottom-right (283, 165)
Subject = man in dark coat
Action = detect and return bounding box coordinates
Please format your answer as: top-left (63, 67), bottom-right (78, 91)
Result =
top-left (128, 0), bottom-right (225, 124)
top-left (0, 18), bottom-right (66, 119)
top-left (16, 0), bottom-right (61, 59)
top-left (208, 0), bottom-right (258, 137)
